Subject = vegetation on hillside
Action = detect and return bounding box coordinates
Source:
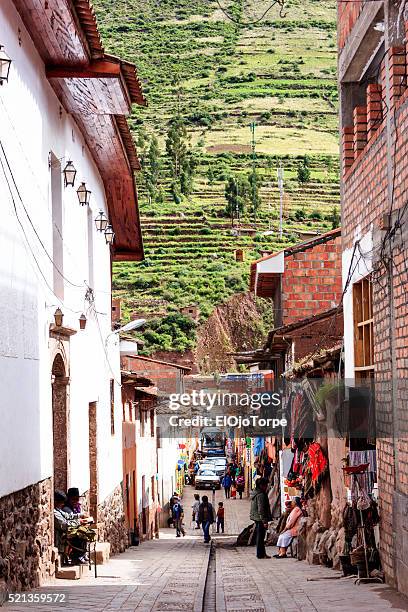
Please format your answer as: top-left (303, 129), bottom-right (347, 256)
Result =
top-left (94, 0), bottom-right (340, 359)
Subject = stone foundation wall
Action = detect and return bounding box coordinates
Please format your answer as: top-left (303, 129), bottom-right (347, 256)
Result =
top-left (97, 485), bottom-right (127, 554)
top-left (0, 479), bottom-right (56, 591)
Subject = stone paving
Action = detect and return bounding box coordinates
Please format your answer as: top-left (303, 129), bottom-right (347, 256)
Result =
top-left (216, 542), bottom-right (408, 612)
top-left (3, 530), bottom-right (210, 612)
top-left (3, 486), bottom-right (408, 611)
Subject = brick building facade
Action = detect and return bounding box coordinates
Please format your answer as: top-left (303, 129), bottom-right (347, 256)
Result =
top-left (250, 228), bottom-right (342, 326)
top-left (339, 0), bottom-right (408, 595)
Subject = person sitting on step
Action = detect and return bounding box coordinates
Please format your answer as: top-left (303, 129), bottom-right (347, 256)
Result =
top-left (274, 497), bottom-right (303, 559)
top-left (54, 491), bottom-right (94, 565)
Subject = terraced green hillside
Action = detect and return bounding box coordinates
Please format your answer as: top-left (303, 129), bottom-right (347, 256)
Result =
top-left (94, 0), bottom-right (340, 357)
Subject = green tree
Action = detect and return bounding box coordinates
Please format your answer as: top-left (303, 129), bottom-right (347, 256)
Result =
top-left (166, 115), bottom-right (188, 179)
top-left (180, 147), bottom-right (198, 196)
top-left (297, 154), bottom-right (311, 184)
top-left (145, 135), bottom-right (162, 201)
top-left (330, 205), bottom-right (340, 229)
top-left (207, 165), bottom-right (215, 185)
top-left (224, 176), bottom-right (250, 219)
top-left (248, 169), bottom-right (262, 222)
top-left (166, 115), bottom-right (198, 196)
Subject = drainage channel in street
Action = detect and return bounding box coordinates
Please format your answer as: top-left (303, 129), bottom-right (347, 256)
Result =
top-left (202, 541), bottom-right (216, 612)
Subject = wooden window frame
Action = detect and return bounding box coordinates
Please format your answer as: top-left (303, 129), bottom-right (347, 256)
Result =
top-left (353, 276), bottom-right (374, 379)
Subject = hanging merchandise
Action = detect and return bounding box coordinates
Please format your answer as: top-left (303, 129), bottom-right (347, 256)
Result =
top-left (349, 450), bottom-right (377, 496)
top-left (307, 442), bottom-right (328, 485)
top-left (253, 437), bottom-right (265, 457)
top-left (341, 465), bottom-right (382, 584)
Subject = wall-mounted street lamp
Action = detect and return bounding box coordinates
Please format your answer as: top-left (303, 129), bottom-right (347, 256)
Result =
top-left (104, 224), bottom-right (115, 245)
top-left (79, 313), bottom-right (87, 330)
top-left (54, 307), bottom-right (64, 327)
top-left (105, 318), bottom-right (146, 347)
top-left (95, 210), bottom-right (108, 233)
top-left (0, 45), bottom-right (12, 85)
top-left (77, 182), bottom-right (91, 206)
top-left (63, 161), bottom-right (77, 187)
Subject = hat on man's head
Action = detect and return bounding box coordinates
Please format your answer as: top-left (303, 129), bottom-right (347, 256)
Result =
top-left (54, 490), bottom-right (67, 503)
top-left (67, 487), bottom-right (81, 498)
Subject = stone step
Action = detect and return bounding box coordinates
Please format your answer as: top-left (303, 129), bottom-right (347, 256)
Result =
top-left (55, 565), bottom-right (91, 580)
top-left (94, 542), bottom-right (110, 565)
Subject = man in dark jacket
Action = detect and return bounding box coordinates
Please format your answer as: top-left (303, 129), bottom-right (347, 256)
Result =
top-left (222, 473), bottom-right (232, 498)
top-left (250, 477), bottom-right (272, 559)
top-left (198, 495), bottom-right (215, 543)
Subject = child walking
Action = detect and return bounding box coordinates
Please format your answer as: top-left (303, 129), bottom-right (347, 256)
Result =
top-left (216, 501), bottom-right (225, 534)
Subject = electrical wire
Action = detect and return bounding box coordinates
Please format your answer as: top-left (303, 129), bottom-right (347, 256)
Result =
top-left (0, 153), bottom-right (93, 315)
top-left (215, 0), bottom-right (287, 24)
top-left (90, 299), bottom-right (123, 386)
top-left (2, 151), bottom-right (123, 379)
top-left (290, 242), bottom-right (363, 366)
top-left (0, 140), bottom-right (86, 289)
top-left (0, 98), bottom-right (114, 297)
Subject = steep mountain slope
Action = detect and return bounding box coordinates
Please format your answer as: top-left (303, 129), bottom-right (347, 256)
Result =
top-left (93, 0), bottom-right (339, 363)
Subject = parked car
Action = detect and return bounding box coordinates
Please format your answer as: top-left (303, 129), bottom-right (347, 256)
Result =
top-left (195, 469), bottom-right (221, 490)
top-left (205, 463), bottom-right (226, 478)
top-left (204, 457), bottom-right (227, 477)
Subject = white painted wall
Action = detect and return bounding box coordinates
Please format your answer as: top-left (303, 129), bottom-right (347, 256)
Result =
top-left (157, 437), bottom-right (180, 514)
top-left (342, 226), bottom-right (374, 380)
top-left (135, 413), bottom-right (157, 512)
top-left (254, 251), bottom-right (285, 295)
top-left (0, 0), bottom-right (123, 503)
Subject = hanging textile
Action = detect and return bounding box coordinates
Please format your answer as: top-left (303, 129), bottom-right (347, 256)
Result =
top-left (253, 437), bottom-right (265, 457)
top-left (307, 442), bottom-right (328, 484)
top-left (349, 450), bottom-right (377, 495)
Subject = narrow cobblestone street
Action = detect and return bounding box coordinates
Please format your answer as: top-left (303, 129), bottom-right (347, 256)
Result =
top-left (3, 486), bottom-right (408, 612)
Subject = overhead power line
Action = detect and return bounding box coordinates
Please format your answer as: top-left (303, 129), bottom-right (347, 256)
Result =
top-left (0, 140), bottom-right (85, 289)
top-left (215, 0), bottom-right (287, 25)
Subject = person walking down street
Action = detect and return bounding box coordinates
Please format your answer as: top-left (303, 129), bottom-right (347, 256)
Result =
top-left (198, 495), bottom-right (215, 543)
top-left (168, 491), bottom-right (179, 527)
top-left (216, 502), bottom-right (225, 533)
top-left (250, 477), bottom-right (272, 559)
top-left (172, 499), bottom-right (185, 537)
top-left (236, 473), bottom-right (245, 499)
top-left (192, 493), bottom-right (201, 529)
top-left (222, 472), bottom-right (232, 498)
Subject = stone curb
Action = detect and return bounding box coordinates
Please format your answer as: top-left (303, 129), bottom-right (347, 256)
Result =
top-left (215, 545), bottom-right (226, 612)
top-left (193, 544), bottom-right (211, 612)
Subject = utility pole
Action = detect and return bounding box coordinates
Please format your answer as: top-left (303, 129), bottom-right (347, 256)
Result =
top-left (250, 122), bottom-right (257, 225)
top-left (236, 178), bottom-right (240, 235)
top-left (277, 164), bottom-right (284, 239)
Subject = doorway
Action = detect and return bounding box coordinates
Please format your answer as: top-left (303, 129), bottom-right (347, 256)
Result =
top-left (142, 475), bottom-right (147, 535)
top-left (89, 402), bottom-right (98, 520)
top-left (52, 354), bottom-right (69, 491)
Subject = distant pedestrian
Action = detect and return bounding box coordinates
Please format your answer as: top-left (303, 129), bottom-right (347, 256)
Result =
top-left (250, 477), bottom-right (272, 559)
top-left (222, 473), bottom-right (232, 498)
top-left (192, 493), bottom-right (201, 529)
top-left (230, 482), bottom-right (237, 500)
top-left (172, 500), bottom-right (185, 537)
top-left (168, 491), bottom-right (179, 528)
top-left (236, 473), bottom-right (245, 499)
top-left (198, 495), bottom-right (215, 543)
top-left (216, 502), bottom-right (225, 534)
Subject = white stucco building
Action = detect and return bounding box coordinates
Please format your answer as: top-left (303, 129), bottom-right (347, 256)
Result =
top-left (0, 0), bottom-right (145, 590)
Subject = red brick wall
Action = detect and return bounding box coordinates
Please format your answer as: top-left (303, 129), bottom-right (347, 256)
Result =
top-left (338, 0), bottom-right (363, 50)
top-left (341, 24), bottom-right (408, 594)
top-left (281, 236), bottom-right (343, 324)
top-left (121, 355), bottom-right (184, 395)
top-left (289, 314), bottom-right (344, 361)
